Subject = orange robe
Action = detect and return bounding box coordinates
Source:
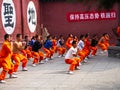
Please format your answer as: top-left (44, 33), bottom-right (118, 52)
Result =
top-left (83, 38), bottom-right (91, 56)
top-left (21, 49), bottom-right (33, 60)
top-left (57, 47), bottom-right (66, 55)
top-left (90, 46), bottom-right (97, 56)
top-left (104, 37), bottom-right (110, 48)
top-left (25, 49), bottom-right (33, 59)
top-left (21, 50), bottom-right (27, 57)
top-left (0, 41), bottom-right (14, 80)
top-left (43, 48), bottom-right (54, 58)
top-left (65, 58), bottom-right (81, 71)
top-left (78, 38), bottom-right (91, 61)
top-left (32, 51), bottom-right (44, 64)
top-left (99, 43), bottom-right (107, 51)
top-left (65, 37), bottom-right (73, 49)
top-left (52, 39), bottom-right (57, 52)
top-left (78, 50), bottom-right (86, 61)
top-left (99, 37), bottom-right (109, 51)
top-left (12, 53), bottom-right (28, 72)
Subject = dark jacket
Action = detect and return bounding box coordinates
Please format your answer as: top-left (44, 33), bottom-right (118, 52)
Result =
top-left (32, 40), bottom-right (42, 52)
top-left (91, 39), bottom-right (98, 47)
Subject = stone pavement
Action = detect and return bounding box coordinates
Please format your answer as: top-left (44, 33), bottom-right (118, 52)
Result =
top-left (0, 51), bottom-right (120, 90)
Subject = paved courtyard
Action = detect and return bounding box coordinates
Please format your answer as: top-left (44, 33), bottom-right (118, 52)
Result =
top-left (0, 51), bottom-right (120, 90)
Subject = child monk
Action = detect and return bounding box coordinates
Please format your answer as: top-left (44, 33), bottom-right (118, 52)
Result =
top-left (26, 36), bottom-right (36, 59)
top-left (77, 35), bottom-right (87, 62)
top-left (52, 36), bottom-right (57, 53)
top-left (65, 34), bottom-right (73, 49)
top-left (57, 35), bottom-right (66, 57)
top-left (0, 34), bottom-right (17, 83)
top-left (32, 35), bottom-right (44, 67)
top-left (44, 35), bottom-right (54, 61)
top-left (90, 34), bottom-right (98, 56)
top-left (73, 35), bottom-right (78, 43)
top-left (21, 35), bottom-right (31, 57)
top-left (98, 33), bottom-right (110, 53)
top-left (24, 35), bottom-right (30, 49)
top-left (12, 34), bottom-right (28, 74)
top-left (29, 36), bottom-right (35, 48)
top-left (65, 41), bottom-right (81, 74)
top-left (83, 33), bottom-right (91, 58)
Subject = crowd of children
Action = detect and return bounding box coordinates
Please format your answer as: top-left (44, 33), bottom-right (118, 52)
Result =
top-left (65, 33), bottom-right (110, 74)
top-left (0, 32), bottom-right (110, 83)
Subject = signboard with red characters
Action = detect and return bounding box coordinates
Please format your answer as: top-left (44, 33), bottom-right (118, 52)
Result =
top-left (67, 10), bottom-right (117, 22)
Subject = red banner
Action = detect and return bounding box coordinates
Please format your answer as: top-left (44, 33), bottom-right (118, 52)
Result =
top-left (66, 10), bottom-right (117, 22)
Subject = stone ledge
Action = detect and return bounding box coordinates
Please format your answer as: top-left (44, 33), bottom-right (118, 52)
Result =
top-left (108, 46), bottom-right (120, 58)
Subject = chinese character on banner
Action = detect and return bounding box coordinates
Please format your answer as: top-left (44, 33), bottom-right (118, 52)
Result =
top-left (1, 0), bottom-right (16, 34)
top-left (27, 1), bottom-right (37, 33)
top-left (70, 14), bottom-right (75, 20)
top-left (80, 14), bottom-right (84, 20)
top-left (94, 13), bottom-right (99, 19)
top-left (74, 14), bottom-right (80, 20)
top-left (100, 13), bottom-right (106, 19)
top-left (106, 12), bottom-right (111, 18)
top-left (89, 13), bottom-right (94, 20)
top-left (84, 13), bottom-right (89, 20)
top-left (111, 12), bottom-right (116, 18)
